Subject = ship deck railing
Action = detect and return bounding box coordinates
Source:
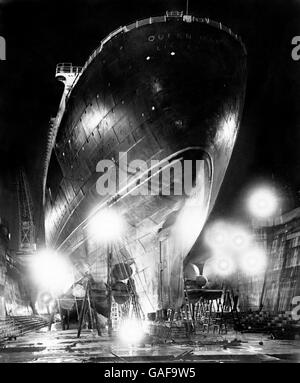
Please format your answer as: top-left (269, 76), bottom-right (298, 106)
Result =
top-left (56, 63), bottom-right (82, 77)
top-left (68, 13), bottom-right (246, 95)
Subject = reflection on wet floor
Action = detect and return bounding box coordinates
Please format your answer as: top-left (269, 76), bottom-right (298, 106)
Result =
top-left (0, 325), bottom-right (299, 363)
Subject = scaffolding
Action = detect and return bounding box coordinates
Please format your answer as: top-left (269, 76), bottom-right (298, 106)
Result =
top-left (16, 169), bottom-right (36, 254)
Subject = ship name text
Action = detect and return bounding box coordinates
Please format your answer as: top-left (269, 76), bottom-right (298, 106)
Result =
top-left (148, 32), bottom-right (192, 42)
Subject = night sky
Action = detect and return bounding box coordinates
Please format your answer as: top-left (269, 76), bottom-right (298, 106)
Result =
top-left (1, 0), bottom-right (300, 248)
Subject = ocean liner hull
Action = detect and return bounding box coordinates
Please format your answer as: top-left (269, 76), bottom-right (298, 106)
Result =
top-left (44, 14), bottom-right (247, 317)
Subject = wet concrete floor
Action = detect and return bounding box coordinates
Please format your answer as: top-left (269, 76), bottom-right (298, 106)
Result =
top-left (0, 325), bottom-right (299, 363)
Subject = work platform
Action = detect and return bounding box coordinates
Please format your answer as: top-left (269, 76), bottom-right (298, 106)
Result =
top-left (0, 325), bottom-right (299, 363)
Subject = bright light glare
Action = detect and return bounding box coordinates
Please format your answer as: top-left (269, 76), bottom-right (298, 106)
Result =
top-left (31, 250), bottom-right (73, 295)
top-left (203, 255), bottom-right (236, 278)
top-left (230, 226), bottom-right (252, 249)
top-left (240, 247), bottom-right (267, 276)
top-left (204, 221), bottom-right (228, 249)
top-left (40, 292), bottom-right (53, 305)
top-left (247, 186), bottom-right (278, 219)
top-left (213, 256), bottom-right (236, 276)
top-left (88, 208), bottom-right (125, 242)
top-left (204, 221), bottom-right (252, 251)
top-left (233, 235), bottom-right (244, 246)
top-left (119, 318), bottom-right (145, 344)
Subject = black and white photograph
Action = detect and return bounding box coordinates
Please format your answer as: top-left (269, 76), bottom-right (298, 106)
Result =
top-left (0, 0), bottom-right (300, 367)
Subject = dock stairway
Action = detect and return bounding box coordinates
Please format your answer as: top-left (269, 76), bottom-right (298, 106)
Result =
top-left (0, 316), bottom-right (48, 342)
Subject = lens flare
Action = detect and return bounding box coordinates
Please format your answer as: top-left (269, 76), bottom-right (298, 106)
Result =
top-left (203, 255), bottom-right (236, 278)
top-left (204, 221), bottom-right (228, 249)
top-left (230, 225), bottom-right (252, 250)
top-left (31, 250), bottom-right (73, 295)
top-left (119, 318), bottom-right (145, 344)
top-left (204, 221), bottom-right (252, 252)
top-left (240, 247), bottom-right (267, 276)
top-left (247, 186), bottom-right (278, 219)
top-left (213, 256), bottom-right (236, 276)
top-left (88, 208), bottom-right (125, 242)
top-left (40, 292), bottom-right (53, 305)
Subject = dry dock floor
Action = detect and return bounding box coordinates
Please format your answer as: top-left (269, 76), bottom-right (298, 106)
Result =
top-left (0, 325), bottom-right (299, 363)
